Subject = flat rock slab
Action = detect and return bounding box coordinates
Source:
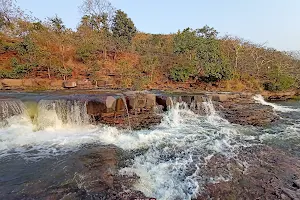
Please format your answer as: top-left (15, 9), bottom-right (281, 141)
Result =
top-left (197, 145), bottom-right (300, 200)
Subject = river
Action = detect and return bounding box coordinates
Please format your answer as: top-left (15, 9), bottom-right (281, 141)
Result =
top-left (0, 93), bottom-right (299, 200)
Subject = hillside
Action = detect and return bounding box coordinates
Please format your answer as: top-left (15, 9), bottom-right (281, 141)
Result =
top-left (0, 0), bottom-right (300, 93)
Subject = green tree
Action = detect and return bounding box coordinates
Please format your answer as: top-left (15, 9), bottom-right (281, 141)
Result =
top-left (196, 25), bottom-right (218, 39)
top-left (173, 28), bottom-right (198, 60)
top-left (112, 9), bottom-right (137, 46)
top-left (197, 37), bottom-right (232, 82)
top-left (48, 15), bottom-right (66, 33)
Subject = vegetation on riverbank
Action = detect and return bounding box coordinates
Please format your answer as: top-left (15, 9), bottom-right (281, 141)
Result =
top-left (0, 0), bottom-right (299, 92)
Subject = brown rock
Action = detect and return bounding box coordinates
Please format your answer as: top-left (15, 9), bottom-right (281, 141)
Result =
top-left (145, 93), bottom-right (156, 109)
top-left (181, 96), bottom-right (193, 104)
top-left (63, 81), bottom-right (77, 88)
top-left (211, 94), bottom-right (229, 102)
top-left (156, 95), bottom-right (173, 110)
top-left (115, 98), bottom-right (125, 112)
top-left (22, 79), bottom-right (35, 87)
top-left (127, 93), bottom-right (147, 110)
top-left (1, 79), bottom-right (23, 88)
top-left (76, 80), bottom-right (93, 89)
top-left (86, 101), bottom-right (106, 118)
top-left (105, 96), bottom-right (116, 113)
top-left (198, 146), bottom-right (300, 200)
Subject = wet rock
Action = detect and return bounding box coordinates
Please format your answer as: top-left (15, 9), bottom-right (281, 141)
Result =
top-left (11, 145), bottom-right (148, 200)
top-left (197, 146), bottom-right (300, 200)
top-left (156, 95), bottom-right (173, 111)
top-left (127, 93), bottom-right (146, 111)
top-left (115, 98), bottom-right (125, 112)
top-left (106, 96), bottom-right (117, 112)
top-left (294, 179), bottom-right (300, 188)
top-left (86, 100), bottom-right (107, 119)
top-left (282, 188), bottom-right (299, 199)
top-left (262, 91), bottom-right (297, 101)
top-left (217, 97), bottom-right (278, 126)
top-left (181, 96), bottom-right (193, 104)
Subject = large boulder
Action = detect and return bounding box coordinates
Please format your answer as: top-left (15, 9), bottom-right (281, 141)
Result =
top-left (63, 81), bottom-right (77, 88)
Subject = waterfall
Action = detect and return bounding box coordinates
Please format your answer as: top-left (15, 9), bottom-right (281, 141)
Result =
top-left (122, 96), bottom-right (132, 130)
top-left (0, 99), bottom-right (26, 123)
top-left (202, 96), bottom-right (216, 116)
top-left (253, 94), bottom-right (300, 112)
top-left (35, 99), bottom-right (90, 130)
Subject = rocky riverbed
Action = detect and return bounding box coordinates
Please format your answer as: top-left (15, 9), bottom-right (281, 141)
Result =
top-left (1, 90), bottom-right (299, 200)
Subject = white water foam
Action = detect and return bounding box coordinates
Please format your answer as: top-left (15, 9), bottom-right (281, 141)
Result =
top-left (253, 94), bottom-right (300, 113)
top-left (0, 99), bottom-right (255, 199)
top-left (96, 102), bottom-right (253, 199)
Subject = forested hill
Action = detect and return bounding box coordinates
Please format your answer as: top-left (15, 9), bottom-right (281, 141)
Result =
top-left (0, 0), bottom-right (299, 92)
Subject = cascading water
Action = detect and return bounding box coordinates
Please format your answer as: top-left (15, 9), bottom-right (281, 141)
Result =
top-left (35, 99), bottom-right (90, 130)
top-left (1, 93), bottom-right (300, 199)
top-left (0, 99), bottom-right (26, 122)
top-left (96, 100), bottom-right (254, 199)
top-left (254, 94), bottom-right (300, 112)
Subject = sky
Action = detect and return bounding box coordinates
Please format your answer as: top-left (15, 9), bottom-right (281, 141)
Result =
top-left (17, 0), bottom-right (300, 51)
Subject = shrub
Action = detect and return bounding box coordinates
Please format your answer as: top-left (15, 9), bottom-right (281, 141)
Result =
top-left (7, 57), bottom-right (35, 78)
top-left (263, 72), bottom-right (295, 91)
top-left (169, 63), bottom-right (196, 82)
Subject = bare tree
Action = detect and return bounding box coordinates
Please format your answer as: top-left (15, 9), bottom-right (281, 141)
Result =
top-left (79, 0), bottom-right (115, 29)
top-left (0, 0), bottom-right (23, 26)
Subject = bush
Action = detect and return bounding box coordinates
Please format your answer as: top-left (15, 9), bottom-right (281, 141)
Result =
top-left (169, 63), bottom-right (196, 82)
top-left (5, 57), bottom-right (36, 78)
top-left (263, 72), bottom-right (295, 91)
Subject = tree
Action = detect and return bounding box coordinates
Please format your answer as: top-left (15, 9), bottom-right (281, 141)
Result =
top-left (80, 0), bottom-right (115, 30)
top-left (0, 0), bottom-right (19, 28)
top-left (112, 9), bottom-right (137, 46)
top-left (48, 15), bottom-right (66, 33)
top-left (196, 25), bottom-right (218, 39)
top-left (173, 28), bottom-right (198, 59)
top-left (196, 30), bottom-right (232, 82)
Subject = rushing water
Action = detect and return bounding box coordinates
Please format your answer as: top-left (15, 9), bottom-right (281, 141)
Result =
top-left (0, 93), bottom-right (299, 199)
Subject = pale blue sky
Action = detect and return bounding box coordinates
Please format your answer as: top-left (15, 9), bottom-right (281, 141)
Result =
top-left (17, 0), bottom-right (299, 51)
